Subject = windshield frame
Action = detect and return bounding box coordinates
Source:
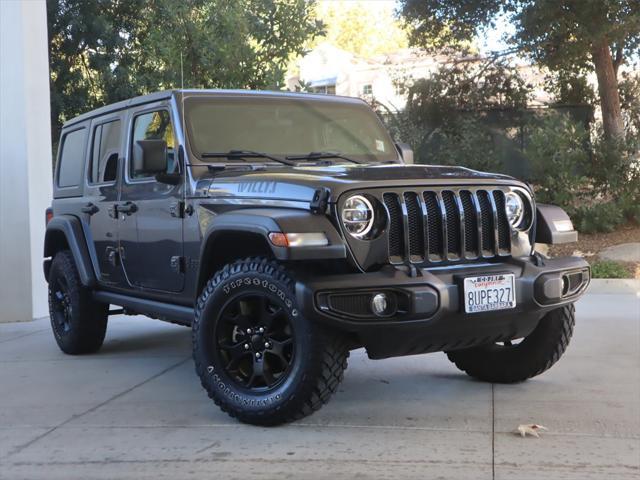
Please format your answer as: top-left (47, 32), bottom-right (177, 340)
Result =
top-left (180, 92), bottom-right (401, 166)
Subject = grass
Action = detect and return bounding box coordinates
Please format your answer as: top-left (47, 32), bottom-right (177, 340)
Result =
top-left (590, 260), bottom-right (633, 279)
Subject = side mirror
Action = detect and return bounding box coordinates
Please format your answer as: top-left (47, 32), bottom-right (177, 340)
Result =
top-left (396, 143), bottom-right (414, 165)
top-left (155, 172), bottom-right (182, 185)
top-left (154, 144), bottom-right (184, 185)
top-left (134, 139), bottom-right (167, 176)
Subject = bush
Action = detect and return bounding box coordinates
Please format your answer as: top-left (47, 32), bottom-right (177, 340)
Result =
top-left (573, 202), bottom-right (624, 234)
top-left (589, 131), bottom-right (639, 197)
top-left (525, 114), bottom-right (639, 233)
top-left (422, 117), bottom-right (504, 173)
top-left (619, 191), bottom-right (640, 224)
top-left (590, 260), bottom-right (632, 279)
top-left (525, 114), bottom-right (591, 207)
top-left (384, 62), bottom-right (638, 235)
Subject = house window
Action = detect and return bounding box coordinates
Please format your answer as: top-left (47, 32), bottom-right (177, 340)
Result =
top-left (310, 84), bottom-right (336, 95)
top-left (362, 84), bottom-right (373, 95)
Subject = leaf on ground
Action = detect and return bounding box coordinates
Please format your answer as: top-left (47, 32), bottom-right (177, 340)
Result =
top-left (516, 424), bottom-right (548, 438)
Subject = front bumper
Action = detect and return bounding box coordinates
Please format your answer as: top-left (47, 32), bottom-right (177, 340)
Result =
top-left (296, 255), bottom-right (590, 359)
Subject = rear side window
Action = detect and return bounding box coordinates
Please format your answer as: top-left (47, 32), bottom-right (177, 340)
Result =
top-left (58, 128), bottom-right (87, 187)
top-left (90, 120), bottom-right (121, 184)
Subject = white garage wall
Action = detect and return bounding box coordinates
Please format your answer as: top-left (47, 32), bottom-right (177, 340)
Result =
top-left (0, 0), bottom-right (53, 322)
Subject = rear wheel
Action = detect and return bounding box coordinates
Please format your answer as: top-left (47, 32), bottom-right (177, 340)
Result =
top-left (48, 250), bottom-right (108, 354)
top-left (193, 257), bottom-right (349, 426)
top-left (446, 304), bottom-right (575, 383)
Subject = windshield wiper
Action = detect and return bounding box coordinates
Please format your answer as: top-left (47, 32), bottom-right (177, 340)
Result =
top-left (201, 150), bottom-right (297, 166)
top-left (285, 151), bottom-right (365, 164)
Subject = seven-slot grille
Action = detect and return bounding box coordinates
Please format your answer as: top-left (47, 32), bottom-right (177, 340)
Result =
top-left (382, 189), bottom-right (511, 264)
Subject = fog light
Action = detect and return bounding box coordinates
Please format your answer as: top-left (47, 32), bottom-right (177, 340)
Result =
top-left (561, 275), bottom-right (570, 296)
top-left (371, 293), bottom-right (388, 316)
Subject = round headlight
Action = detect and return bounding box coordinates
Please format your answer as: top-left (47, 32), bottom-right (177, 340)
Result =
top-left (505, 192), bottom-right (525, 229)
top-left (342, 195), bottom-right (374, 238)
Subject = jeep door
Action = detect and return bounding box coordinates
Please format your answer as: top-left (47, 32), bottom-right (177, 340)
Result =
top-left (84, 114), bottom-right (124, 286)
top-left (118, 106), bottom-right (185, 293)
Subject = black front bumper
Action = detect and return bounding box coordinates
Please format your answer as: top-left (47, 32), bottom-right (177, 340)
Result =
top-left (296, 255), bottom-right (590, 359)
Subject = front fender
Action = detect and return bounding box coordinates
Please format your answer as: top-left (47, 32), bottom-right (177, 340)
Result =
top-left (535, 204), bottom-right (578, 244)
top-left (200, 208), bottom-right (346, 262)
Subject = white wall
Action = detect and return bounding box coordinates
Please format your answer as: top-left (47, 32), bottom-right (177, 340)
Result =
top-left (0, 0), bottom-right (53, 322)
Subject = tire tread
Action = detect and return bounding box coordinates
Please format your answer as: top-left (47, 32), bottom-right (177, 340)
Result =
top-left (446, 305), bottom-right (575, 383)
top-left (48, 250), bottom-right (108, 354)
top-left (192, 256), bottom-right (349, 425)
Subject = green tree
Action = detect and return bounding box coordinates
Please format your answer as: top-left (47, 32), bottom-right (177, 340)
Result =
top-left (47, 0), bottom-right (322, 143)
top-left (618, 71), bottom-right (640, 134)
top-left (47, 0), bottom-right (146, 143)
top-left (405, 61), bottom-right (531, 126)
top-left (136, 0), bottom-right (322, 90)
top-left (381, 61), bottom-right (531, 169)
top-left (544, 70), bottom-right (597, 107)
top-left (399, 0), bottom-right (640, 140)
top-left (312, 1), bottom-right (408, 58)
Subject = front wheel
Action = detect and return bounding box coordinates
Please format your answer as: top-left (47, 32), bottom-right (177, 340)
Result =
top-left (193, 257), bottom-right (349, 426)
top-left (446, 304), bottom-right (575, 383)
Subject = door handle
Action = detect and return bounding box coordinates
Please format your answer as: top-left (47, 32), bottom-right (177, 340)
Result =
top-left (118, 201), bottom-right (138, 215)
top-left (81, 202), bottom-right (99, 215)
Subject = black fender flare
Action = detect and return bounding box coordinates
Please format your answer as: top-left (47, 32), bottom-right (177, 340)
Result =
top-left (44, 215), bottom-right (97, 287)
top-left (196, 208), bottom-right (346, 289)
top-left (535, 204), bottom-right (578, 244)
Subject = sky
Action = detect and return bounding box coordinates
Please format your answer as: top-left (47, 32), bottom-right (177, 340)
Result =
top-left (478, 14), bottom-right (514, 54)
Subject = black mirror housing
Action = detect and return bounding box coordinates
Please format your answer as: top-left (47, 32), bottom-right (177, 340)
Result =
top-left (395, 143), bottom-right (414, 164)
top-left (155, 172), bottom-right (182, 185)
top-left (135, 139), bottom-right (168, 176)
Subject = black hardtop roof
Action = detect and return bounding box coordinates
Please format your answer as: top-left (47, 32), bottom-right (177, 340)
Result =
top-left (62, 89), bottom-right (368, 129)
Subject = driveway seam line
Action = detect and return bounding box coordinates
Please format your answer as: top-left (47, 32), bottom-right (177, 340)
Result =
top-left (3, 356), bottom-right (190, 459)
top-left (492, 382), bottom-right (495, 480)
top-left (0, 329), bottom-right (49, 344)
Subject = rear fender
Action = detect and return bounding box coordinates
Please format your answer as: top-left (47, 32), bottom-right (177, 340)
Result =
top-left (44, 215), bottom-right (96, 287)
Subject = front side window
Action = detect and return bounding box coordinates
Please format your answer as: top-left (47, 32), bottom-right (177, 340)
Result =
top-left (184, 97), bottom-right (396, 163)
top-left (130, 110), bottom-right (175, 179)
top-left (58, 128), bottom-right (87, 187)
top-left (90, 120), bottom-right (121, 184)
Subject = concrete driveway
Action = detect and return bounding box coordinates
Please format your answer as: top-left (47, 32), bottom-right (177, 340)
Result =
top-left (0, 292), bottom-right (638, 480)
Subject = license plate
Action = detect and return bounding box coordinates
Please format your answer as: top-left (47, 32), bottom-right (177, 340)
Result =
top-left (464, 274), bottom-right (516, 313)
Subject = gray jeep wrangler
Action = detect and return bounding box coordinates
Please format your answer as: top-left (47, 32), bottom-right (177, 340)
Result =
top-left (44, 90), bottom-right (590, 425)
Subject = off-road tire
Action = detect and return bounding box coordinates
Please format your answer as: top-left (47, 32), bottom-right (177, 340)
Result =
top-left (48, 250), bottom-right (109, 354)
top-left (193, 257), bottom-right (349, 426)
top-left (446, 304), bottom-right (575, 383)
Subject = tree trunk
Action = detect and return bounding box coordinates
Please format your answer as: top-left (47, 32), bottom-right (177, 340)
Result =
top-left (591, 37), bottom-right (624, 139)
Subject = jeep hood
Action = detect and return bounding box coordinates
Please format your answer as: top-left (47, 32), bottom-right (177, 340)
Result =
top-left (196, 163), bottom-right (520, 203)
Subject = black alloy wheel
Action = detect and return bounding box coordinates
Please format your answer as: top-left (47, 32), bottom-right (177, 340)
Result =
top-left (51, 276), bottom-right (73, 336)
top-left (215, 294), bottom-right (295, 391)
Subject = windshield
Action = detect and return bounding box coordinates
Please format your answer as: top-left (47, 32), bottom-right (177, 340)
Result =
top-left (183, 96), bottom-right (397, 163)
